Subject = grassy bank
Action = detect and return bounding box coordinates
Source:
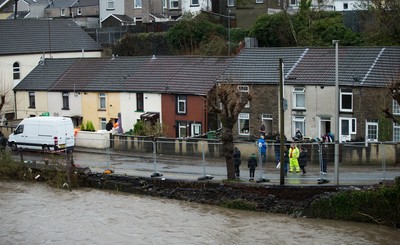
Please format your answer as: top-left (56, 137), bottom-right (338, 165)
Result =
top-left (305, 178), bottom-right (400, 228)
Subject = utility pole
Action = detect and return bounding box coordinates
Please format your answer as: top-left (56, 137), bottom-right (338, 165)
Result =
top-left (333, 40), bottom-right (339, 185)
top-left (279, 58), bottom-right (285, 185)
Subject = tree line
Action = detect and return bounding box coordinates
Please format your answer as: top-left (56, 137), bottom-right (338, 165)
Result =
top-left (112, 0), bottom-right (400, 57)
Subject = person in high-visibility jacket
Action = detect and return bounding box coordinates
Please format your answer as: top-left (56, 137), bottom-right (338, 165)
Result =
top-left (288, 143), bottom-right (300, 173)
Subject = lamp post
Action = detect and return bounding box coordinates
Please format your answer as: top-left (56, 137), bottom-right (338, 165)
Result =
top-left (333, 40), bottom-right (339, 185)
top-left (228, 10), bottom-right (231, 56)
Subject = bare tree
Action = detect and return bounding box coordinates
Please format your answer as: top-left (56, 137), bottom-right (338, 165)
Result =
top-left (384, 79), bottom-right (400, 123)
top-left (208, 81), bottom-right (252, 180)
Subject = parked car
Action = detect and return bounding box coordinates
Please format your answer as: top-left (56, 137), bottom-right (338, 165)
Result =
top-left (7, 117), bottom-right (75, 152)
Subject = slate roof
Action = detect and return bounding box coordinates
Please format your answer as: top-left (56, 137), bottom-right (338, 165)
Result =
top-left (0, 19), bottom-right (102, 55)
top-left (14, 56), bottom-right (233, 95)
top-left (222, 47), bottom-right (400, 87)
top-left (72, 0), bottom-right (99, 7)
top-left (102, 14), bottom-right (135, 25)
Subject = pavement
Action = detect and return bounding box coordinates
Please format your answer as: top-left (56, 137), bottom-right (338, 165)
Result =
top-left (72, 146), bottom-right (400, 186)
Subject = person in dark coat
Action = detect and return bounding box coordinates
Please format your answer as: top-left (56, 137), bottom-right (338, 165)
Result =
top-left (233, 147), bottom-right (241, 178)
top-left (106, 119), bottom-right (113, 131)
top-left (274, 135), bottom-right (281, 166)
top-left (248, 153), bottom-right (258, 181)
top-left (299, 146), bottom-right (308, 174)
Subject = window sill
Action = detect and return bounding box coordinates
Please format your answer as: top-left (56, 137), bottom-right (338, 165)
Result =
top-left (292, 108), bottom-right (306, 112)
top-left (136, 110), bottom-right (144, 112)
top-left (106, 8), bottom-right (115, 11)
top-left (98, 108), bottom-right (106, 111)
top-left (28, 107), bottom-right (36, 109)
top-left (62, 108), bottom-right (70, 110)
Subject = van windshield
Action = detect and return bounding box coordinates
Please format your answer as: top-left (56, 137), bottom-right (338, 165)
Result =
top-left (15, 125), bottom-right (24, 134)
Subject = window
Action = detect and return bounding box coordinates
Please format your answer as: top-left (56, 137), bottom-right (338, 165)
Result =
top-left (256, 0), bottom-right (264, 3)
top-left (394, 122), bottom-right (400, 141)
top-left (238, 85), bottom-right (250, 108)
top-left (177, 95), bottom-right (187, 114)
top-left (290, 0), bottom-right (297, 5)
top-left (191, 0), bottom-right (199, 5)
top-left (14, 124), bottom-right (24, 134)
top-left (393, 100), bottom-right (400, 115)
top-left (366, 120), bottom-right (378, 142)
top-left (340, 89), bottom-right (353, 112)
top-left (177, 121), bottom-right (187, 138)
top-left (99, 93), bottom-right (106, 110)
top-left (340, 117), bottom-right (357, 142)
top-left (107, 0), bottom-right (114, 9)
top-left (61, 9), bottom-right (65, 16)
top-left (134, 0), bottom-right (142, 8)
top-left (343, 3), bottom-right (348, 9)
top-left (163, 0), bottom-right (167, 8)
top-left (29, 92), bottom-right (35, 108)
top-left (191, 123), bottom-right (201, 137)
top-left (13, 62), bottom-right (20, 80)
top-left (136, 93), bottom-right (144, 111)
top-left (238, 113), bottom-right (250, 135)
top-left (100, 118), bottom-right (107, 130)
top-left (227, 0), bottom-right (235, 6)
top-left (293, 116), bottom-right (305, 137)
top-left (62, 92), bottom-right (69, 109)
top-left (170, 0), bottom-right (179, 9)
top-left (77, 8), bottom-right (82, 15)
top-left (261, 114), bottom-right (273, 136)
top-left (293, 87), bottom-right (305, 109)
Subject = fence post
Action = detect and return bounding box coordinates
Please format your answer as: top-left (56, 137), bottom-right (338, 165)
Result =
top-left (151, 140), bottom-right (162, 177)
top-left (381, 142), bottom-right (386, 181)
top-left (198, 142), bottom-right (213, 180)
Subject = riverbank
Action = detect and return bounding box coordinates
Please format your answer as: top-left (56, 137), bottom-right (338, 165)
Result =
top-left (1, 154), bottom-right (399, 229)
top-left (80, 172), bottom-right (399, 228)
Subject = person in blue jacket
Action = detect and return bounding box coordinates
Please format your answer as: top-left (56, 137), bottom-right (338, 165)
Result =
top-left (257, 135), bottom-right (267, 165)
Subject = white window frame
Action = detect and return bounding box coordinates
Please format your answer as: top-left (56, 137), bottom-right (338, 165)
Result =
top-left (13, 62), bottom-right (20, 80)
top-left (340, 90), bottom-right (353, 112)
top-left (366, 120), bottom-right (378, 142)
top-left (292, 116), bottom-right (305, 138)
top-left (134, 0), bottom-right (142, 8)
top-left (238, 113), bottom-right (250, 135)
top-left (99, 93), bottom-right (106, 110)
top-left (290, 0), bottom-right (297, 6)
top-left (29, 92), bottom-right (35, 108)
top-left (191, 0), bottom-right (199, 6)
top-left (256, 0), bottom-right (264, 3)
top-left (77, 7), bottom-right (82, 15)
top-left (170, 0), bottom-right (179, 9)
top-left (393, 100), bottom-right (400, 115)
top-left (227, 0), bottom-right (235, 7)
top-left (163, 0), bottom-right (167, 9)
top-left (178, 121), bottom-right (187, 138)
top-left (107, 0), bottom-right (115, 10)
top-left (339, 117), bottom-right (357, 142)
top-left (100, 118), bottom-right (107, 130)
top-left (293, 87), bottom-right (305, 109)
top-left (62, 92), bottom-right (69, 109)
top-left (60, 8), bottom-right (65, 16)
top-left (177, 95), bottom-right (187, 114)
top-left (238, 85), bottom-right (250, 108)
top-left (191, 123), bottom-right (201, 137)
top-left (393, 122), bottom-right (400, 142)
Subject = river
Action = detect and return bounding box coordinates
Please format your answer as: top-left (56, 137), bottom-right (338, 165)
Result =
top-left (0, 181), bottom-right (398, 245)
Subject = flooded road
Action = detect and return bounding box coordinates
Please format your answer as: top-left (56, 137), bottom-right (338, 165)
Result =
top-left (0, 182), bottom-right (398, 244)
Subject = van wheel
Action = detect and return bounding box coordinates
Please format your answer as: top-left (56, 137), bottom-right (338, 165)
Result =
top-left (10, 143), bottom-right (18, 151)
top-left (42, 145), bottom-right (50, 152)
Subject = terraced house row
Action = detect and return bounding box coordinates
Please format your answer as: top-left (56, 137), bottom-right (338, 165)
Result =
top-left (12, 47), bottom-right (400, 142)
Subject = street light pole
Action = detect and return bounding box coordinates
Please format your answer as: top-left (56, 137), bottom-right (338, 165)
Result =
top-left (228, 10), bottom-right (231, 56)
top-left (333, 40), bottom-right (339, 185)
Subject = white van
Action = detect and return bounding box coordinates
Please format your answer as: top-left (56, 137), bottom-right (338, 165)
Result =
top-left (8, 117), bottom-right (75, 152)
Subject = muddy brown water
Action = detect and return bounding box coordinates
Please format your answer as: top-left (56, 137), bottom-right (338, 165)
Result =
top-left (0, 181), bottom-right (398, 245)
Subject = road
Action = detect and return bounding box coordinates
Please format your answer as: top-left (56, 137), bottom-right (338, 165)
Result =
top-left (8, 147), bottom-right (400, 186)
